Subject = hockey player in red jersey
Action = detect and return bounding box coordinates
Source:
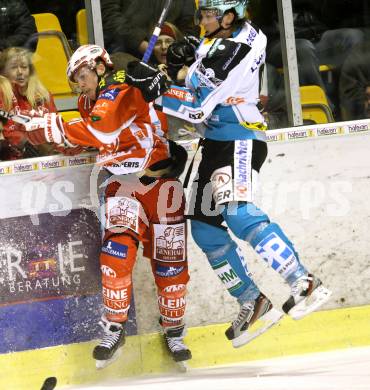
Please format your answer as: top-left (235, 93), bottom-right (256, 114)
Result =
top-left (21, 44), bottom-right (191, 369)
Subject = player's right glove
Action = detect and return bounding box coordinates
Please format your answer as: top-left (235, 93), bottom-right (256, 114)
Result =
top-left (126, 61), bottom-right (169, 102)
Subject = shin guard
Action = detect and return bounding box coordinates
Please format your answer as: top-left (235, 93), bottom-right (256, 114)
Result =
top-left (157, 283), bottom-right (187, 328)
top-left (191, 220), bottom-right (260, 303)
top-left (100, 234), bottom-right (138, 323)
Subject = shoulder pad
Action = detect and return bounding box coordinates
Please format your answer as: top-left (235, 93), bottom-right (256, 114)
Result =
top-left (200, 39), bottom-right (251, 85)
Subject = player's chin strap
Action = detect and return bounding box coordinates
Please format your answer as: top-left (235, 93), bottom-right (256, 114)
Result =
top-left (203, 14), bottom-right (233, 39)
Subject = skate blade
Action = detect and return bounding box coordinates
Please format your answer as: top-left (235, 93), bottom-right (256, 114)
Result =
top-left (232, 308), bottom-right (284, 348)
top-left (95, 348), bottom-right (122, 370)
top-left (176, 361), bottom-right (188, 373)
top-left (288, 285), bottom-right (332, 320)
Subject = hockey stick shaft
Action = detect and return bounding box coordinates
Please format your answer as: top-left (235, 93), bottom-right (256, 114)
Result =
top-left (0, 109), bottom-right (31, 125)
top-left (142, 0), bottom-right (173, 63)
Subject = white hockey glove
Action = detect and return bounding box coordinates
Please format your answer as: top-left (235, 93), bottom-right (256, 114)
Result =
top-left (23, 113), bottom-right (65, 145)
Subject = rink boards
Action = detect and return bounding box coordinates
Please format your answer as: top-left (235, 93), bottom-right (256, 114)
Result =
top-left (1, 305), bottom-right (369, 389)
top-left (1, 120), bottom-right (370, 389)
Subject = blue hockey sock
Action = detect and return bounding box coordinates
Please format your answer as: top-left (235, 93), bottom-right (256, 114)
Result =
top-left (191, 220), bottom-right (260, 303)
top-left (250, 223), bottom-right (307, 284)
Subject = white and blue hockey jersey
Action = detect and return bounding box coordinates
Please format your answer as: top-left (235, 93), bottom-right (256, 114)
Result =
top-left (156, 22), bottom-right (268, 142)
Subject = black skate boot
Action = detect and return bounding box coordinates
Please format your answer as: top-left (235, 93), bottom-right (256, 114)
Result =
top-left (93, 315), bottom-right (126, 369)
top-left (282, 273), bottom-right (332, 320)
top-left (225, 293), bottom-right (283, 348)
top-left (164, 325), bottom-right (192, 372)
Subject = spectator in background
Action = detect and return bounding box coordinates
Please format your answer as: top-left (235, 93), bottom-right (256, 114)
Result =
top-left (0, 47), bottom-right (57, 158)
top-left (319, 0), bottom-right (370, 34)
top-left (152, 23), bottom-right (182, 68)
top-left (339, 41), bottom-right (370, 120)
top-left (25, 0), bottom-right (85, 47)
top-left (0, 0), bottom-right (37, 52)
top-left (101, 0), bottom-right (199, 58)
top-left (250, 0), bottom-right (364, 119)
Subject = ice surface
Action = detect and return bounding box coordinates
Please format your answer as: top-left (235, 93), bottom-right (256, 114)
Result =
top-left (64, 346), bottom-right (370, 390)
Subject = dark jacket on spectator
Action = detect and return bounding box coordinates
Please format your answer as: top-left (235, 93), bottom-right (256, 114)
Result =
top-left (25, 0), bottom-right (85, 42)
top-left (0, 0), bottom-right (37, 51)
top-left (250, 0), bottom-right (327, 45)
top-left (320, 0), bottom-right (370, 30)
top-left (101, 0), bottom-right (199, 55)
top-left (339, 41), bottom-right (370, 120)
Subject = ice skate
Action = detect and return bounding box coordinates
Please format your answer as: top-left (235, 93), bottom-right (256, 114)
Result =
top-left (282, 273), bottom-right (332, 320)
top-left (93, 315), bottom-right (126, 369)
top-left (164, 325), bottom-right (192, 372)
top-left (225, 293), bottom-right (283, 348)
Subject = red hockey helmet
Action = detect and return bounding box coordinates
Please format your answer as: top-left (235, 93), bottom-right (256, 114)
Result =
top-left (67, 44), bottom-right (113, 82)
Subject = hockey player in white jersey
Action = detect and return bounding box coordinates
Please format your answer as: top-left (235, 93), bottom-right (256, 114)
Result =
top-left (127, 0), bottom-right (332, 348)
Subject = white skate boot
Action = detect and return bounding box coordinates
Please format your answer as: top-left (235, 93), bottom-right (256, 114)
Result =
top-left (282, 273), bottom-right (332, 320)
top-left (164, 325), bottom-right (192, 372)
top-left (93, 315), bottom-right (126, 369)
top-left (225, 293), bottom-right (283, 348)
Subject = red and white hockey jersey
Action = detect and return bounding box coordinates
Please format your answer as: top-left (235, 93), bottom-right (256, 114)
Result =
top-left (63, 83), bottom-right (170, 175)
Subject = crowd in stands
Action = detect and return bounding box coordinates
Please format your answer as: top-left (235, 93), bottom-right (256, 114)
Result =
top-left (250, 0), bottom-right (369, 124)
top-left (0, 0), bottom-right (37, 52)
top-left (1, 0), bottom-right (370, 162)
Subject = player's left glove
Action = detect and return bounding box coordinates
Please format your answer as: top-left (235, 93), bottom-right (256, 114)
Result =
top-left (23, 113), bottom-right (66, 145)
top-left (166, 35), bottom-right (200, 82)
top-left (125, 61), bottom-right (169, 102)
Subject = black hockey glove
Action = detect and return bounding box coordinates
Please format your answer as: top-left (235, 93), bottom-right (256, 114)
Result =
top-left (166, 35), bottom-right (200, 81)
top-left (183, 35), bottom-right (201, 52)
top-left (167, 140), bottom-right (188, 178)
top-left (201, 39), bottom-right (250, 86)
top-left (126, 61), bottom-right (169, 102)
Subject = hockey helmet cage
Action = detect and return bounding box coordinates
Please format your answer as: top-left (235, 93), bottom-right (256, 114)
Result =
top-left (67, 44), bottom-right (113, 82)
top-left (195, 0), bottom-right (248, 24)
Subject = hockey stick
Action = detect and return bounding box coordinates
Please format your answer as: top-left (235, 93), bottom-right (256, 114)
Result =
top-left (0, 109), bottom-right (31, 125)
top-left (142, 0), bottom-right (173, 63)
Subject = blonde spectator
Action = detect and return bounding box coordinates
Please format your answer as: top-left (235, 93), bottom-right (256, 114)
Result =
top-left (0, 47), bottom-right (57, 158)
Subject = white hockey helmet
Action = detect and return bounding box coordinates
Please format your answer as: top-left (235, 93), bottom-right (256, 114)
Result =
top-left (195, 0), bottom-right (248, 24)
top-left (67, 44), bottom-right (113, 82)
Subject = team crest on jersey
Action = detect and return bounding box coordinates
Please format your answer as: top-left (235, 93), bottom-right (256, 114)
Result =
top-left (153, 223), bottom-right (185, 262)
top-left (100, 88), bottom-right (120, 101)
top-left (106, 196), bottom-right (140, 233)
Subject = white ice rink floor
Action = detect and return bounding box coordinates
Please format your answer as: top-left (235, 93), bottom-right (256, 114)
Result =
top-left (66, 346), bottom-right (370, 390)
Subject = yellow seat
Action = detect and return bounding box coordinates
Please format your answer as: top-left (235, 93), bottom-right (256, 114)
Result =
top-left (32, 13), bottom-right (75, 99)
top-left (300, 85), bottom-right (334, 124)
top-left (32, 12), bottom-right (62, 32)
top-left (76, 9), bottom-right (88, 46)
top-left (60, 111), bottom-right (81, 122)
top-left (277, 64), bottom-right (333, 75)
